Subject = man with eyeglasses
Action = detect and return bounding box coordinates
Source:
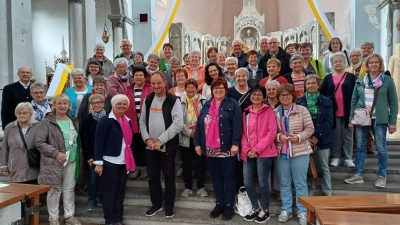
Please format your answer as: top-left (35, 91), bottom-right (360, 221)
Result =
top-left (114, 39), bottom-right (135, 71)
top-left (258, 37), bottom-right (292, 78)
top-left (1, 66), bottom-right (34, 130)
top-left (231, 39), bottom-right (249, 68)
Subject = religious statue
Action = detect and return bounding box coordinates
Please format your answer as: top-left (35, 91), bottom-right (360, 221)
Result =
top-left (243, 29), bottom-right (256, 50)
top-left (193, 38), bottom-right (200, 51)
top-left (205, 40), bottom-right (213, 55)
top-left (220, 41), bottom-right (228, 53)
top-left (184, 35), bottom-right (190, 54)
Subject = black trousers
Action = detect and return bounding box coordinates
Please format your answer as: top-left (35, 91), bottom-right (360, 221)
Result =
top-left (145, 150), bottom-right (176, 210)
top-left (102, 161), bottom-right (128, 224)
top-left (133, 133), bottom-right (147, 167)
top-left (180, 139), bottom-right (206, 189)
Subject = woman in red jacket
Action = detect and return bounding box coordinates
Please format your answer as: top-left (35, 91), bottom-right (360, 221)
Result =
top-left (125, 67), bottom-right (153, 179)
top-left (240, 85), bottom-right (278, 223)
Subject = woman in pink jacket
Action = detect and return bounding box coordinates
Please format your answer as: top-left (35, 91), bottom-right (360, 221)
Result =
top-left (240, 85), bottom-right (278, 223)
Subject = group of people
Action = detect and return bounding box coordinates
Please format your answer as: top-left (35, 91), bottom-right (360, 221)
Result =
top-left (0, 36), bottom-right (397, 225)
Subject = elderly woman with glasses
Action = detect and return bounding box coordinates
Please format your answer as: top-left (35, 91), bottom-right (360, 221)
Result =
top-left (186, 50), bottom-right (206, 93)
top-left (194, 77), bottom-right (242, 221)
top-left (274, 84), bottom-right (314, 225)
top-left (322, 37), bottom-right (350, 75)
top-left (132, 51), bottom-right (148, 68)
top-left (85, 43), bottom-right (115, 77)
top-left (345, 48), bottom-right (367, 78)
top-left (65, 69), bottom-right (93, 117)
top-left (320, 52), bottom-right (356, 168)
top-left (78, 76), bottom-right (113, 124)
top-left (107, 58), bottom-right (131, 96)
top-left (80, 94), bottom-right (107, 212)
top-left (1, 103), bottom-right (41, 183)
top-left (85, 60), bottom-right (105, 86)
top-left (30, 82), bottom-right (51, 122)
top-left (297, 74), bottom-right (335, 196)
top-left (166, 56), bottom-right (180, 89)
top-left (35, 94), bottom-right (81, 225)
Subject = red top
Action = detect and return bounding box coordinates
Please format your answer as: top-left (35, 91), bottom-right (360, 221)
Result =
top-left (259, 75), bottom-right (289, 87)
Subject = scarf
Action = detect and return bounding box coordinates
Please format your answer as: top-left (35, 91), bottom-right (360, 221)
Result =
top-left (31, 99), bottom-right (50, 121)
top-left (278, 104), bottom-right (293, 159)
top-left (305, 91), bottom-right (320, 116)
top-left (348, 61), bottom-right (363, 74)
top-left (186, 95), bottom-right (199, 129)
top-left (146, 66), bottom-right (160, 74)
top-left (92, 109), bottom-right (106, 121)
top-left (118, 72), bottom-right (130, 82)
top-left (114, 111), bottom-right (136, 172)
top-left (365, 72), bottom-right (384, 89)
top-left (206, 98), bottom-right (223, 149)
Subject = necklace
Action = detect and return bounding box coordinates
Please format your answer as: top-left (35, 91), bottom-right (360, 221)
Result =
top-left (56, 115), bottom-right (69, 120)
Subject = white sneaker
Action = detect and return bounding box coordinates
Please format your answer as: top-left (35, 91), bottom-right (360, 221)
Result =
top-left (344, 159), bottom-right (355, 168)
top-left (49, 219), bottom-right (60, 225)
top-left (278, 210), bottom-right (293, 222)
top-left (197, 187), bottom-right (208, 197)
top-left (180, 189), bottom-right (193, 197)
top-left (330, 158), bottom-right (340, 167)
top-left (65, 216), bottom-right (82, 225)
top-left (298, 213), bottom-right (307, 225)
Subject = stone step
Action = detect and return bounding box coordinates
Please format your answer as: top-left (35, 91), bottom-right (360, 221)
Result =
top-left (39, 204), bottom-right (301, 225)
top-left (329, 164), bottom-right (400, 182)
top-left (331, 178), bottom-right (400, 195)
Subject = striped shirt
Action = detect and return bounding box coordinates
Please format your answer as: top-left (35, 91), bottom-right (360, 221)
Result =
top-left (134, 88), bottom-right (142, 119)
top-left (365, 88), bottom-right (375, 118)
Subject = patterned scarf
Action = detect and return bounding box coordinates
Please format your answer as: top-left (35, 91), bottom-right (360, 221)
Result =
top-left (186, 95), bottom-right (199, 129)
top-left (118, 72), bottom-right (130, 82)
top-left (92, 109), bottom-right (106, 121)
top-left (278, 104), bottom-right (293, 160)
top-left (31, 99), bottom-right (50, 121)
top-left (146, 66), bottom-right (160, 74)
top-left (365, 72), bottom-right (384, 89)
top-left (305, 91), bottom-right (320, 116)
top-left (206, 97), bottom-right (224, 149)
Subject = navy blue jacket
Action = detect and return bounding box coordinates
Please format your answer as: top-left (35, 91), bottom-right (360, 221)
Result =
top-left (246, 65), bottom-right (264, 88)
top-left (297, 94), bottom-right (335, 150)
top-left (80, 114), bottom-right (98, 160)
top-left (94, 113), bottom-right (133, 162)
top-left (231, 51), bottom-right (248, 68)
top-left (194, 97), bottom-right (243, 154)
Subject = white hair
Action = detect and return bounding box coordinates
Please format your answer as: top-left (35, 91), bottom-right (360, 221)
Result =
top-left (265, 80), bottom-right (280, 89)
top-left (189, 50), bottom-right (201, 58)
top-left (94, 43), bottom-right (105, 50)
top-left (147, 54), bottom-right (160, 61)
top-left (232, 38), bottom-right (243, 45)
top-left (350, 48), bottom-right (362, 56)
top-left (235, 68), bottom-right (249, 77)
top-left (330, 52), bottom-right (347, 64)
top-left (70, 68), bottom-right (85, 77)
top-left (267, 36), bottom-right (279, 43)
top-left (15, 102), bottom-right (34, 115)
top-left (30, 82), bottom-right (46, 92)
top-left (121, 39), bottom-right (130, 44)
top-left (225, 57), bottom-right (238, 65)
top-left (259, 36), bottom-right (269, 42)
top-left (111, 94), bottom-right (130, 109)
top-left (114, 58), bottom-right (129, 68)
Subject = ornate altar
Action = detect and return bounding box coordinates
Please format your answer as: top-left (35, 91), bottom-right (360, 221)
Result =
top-left (46, 36), bottom-right (71, 93)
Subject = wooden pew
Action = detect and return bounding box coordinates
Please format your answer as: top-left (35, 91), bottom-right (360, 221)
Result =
top-left (316, 209), bottom-right (400, 225)
top-left (0, 182), bottom-right (50, 225)
top-left (299, 194), bottom-right (400, 224)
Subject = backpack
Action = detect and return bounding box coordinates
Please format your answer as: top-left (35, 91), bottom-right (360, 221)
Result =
top-left (234, 186), bottom-right (252, 217)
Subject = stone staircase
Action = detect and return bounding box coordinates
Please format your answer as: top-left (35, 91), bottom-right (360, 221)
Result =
top-left (0, 137), bottom-right (399, 225)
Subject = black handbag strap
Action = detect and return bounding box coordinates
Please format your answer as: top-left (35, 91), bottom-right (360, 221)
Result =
top-left (332, 73), bottom-right (346, 96)
top-left (17, 122), bottom-right (28, 151)
top-left (369, 88), bottom-right (380, 118)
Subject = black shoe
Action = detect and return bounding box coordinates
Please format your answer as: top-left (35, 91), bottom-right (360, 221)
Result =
top-left (210, 204), bottom-right (225, 218)
top-left (255, 211), bottom-right (270, 223)
top-left (244, 209), bottom-right (259, 221)
top-left (164, 207), bottom-right (175, 218)
top-left (145, 205), bottom-right (163, 217)
top-left (222, 204), bottom-right (234, 221)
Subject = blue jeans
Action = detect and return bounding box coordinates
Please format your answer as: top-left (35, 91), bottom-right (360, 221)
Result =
top-left (355, 120), bottom-right (388, 178)
top-left (276, 155), bottom-right (309, 214)
top-left (88, 165), bottom-right (103, 202)
top-left (317, 149), bottom-right (332, 195)
top-left (243, 157), bottom-right (273, 210)
top-left (207, 156), bottom-right (237, 205)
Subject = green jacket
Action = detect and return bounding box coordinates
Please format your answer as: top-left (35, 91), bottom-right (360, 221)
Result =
top-left (158, 57), bottom-right (170, 72)
top-left (310, 58), bottom-right (325, 81)
top-left (350, 74), bottom-right (398, 125)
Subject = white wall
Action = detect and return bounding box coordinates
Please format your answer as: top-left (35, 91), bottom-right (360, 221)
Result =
top-left (32, 0), bottom-right (113, 84)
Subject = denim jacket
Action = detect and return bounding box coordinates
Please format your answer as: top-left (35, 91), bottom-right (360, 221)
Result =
top-left (194, 97), bottom-right (243, 154)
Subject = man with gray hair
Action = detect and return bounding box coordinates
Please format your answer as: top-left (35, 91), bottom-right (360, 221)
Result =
top-left (85, 43), bottom-right (115, 77)
top-left (258, 37), bottom-right (292, 77)
top-left (114, 39), bottom-right (135, 71)
top-left (258, 36), bottom-right (269, 64)
top-left (231, 39), bottom-right (248, 68)
top-left (1, 66), bottom-right (34, 130)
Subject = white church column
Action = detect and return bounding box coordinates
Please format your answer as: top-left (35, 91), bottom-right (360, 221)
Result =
top-left (108, 15), bottom-right (124, 57)
top-left (83, 0), bottom-right (96, 61)
top-left (393, 1), bottom-right (400, 53)
top-left (68, 0), bottom-right (84, 69)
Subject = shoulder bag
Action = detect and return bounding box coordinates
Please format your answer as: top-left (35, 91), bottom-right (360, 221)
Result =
top-left (351, 88), bottom-right (380, 126)
top-left (17, 123), bottom-right (40, 168)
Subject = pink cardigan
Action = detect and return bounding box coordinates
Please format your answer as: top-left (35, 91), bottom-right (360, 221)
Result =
top-left (107, 72), bottom-right (131, 96)
top-left (240, 104), bottom-right (278, 162)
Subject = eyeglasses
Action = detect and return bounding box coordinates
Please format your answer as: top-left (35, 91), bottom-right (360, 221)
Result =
top-left (268, 42), bottom-right (279, 45)
top-left (31, 91), bottom-right (45, 95)
top-left (17, 112), bottom-right (31, 116)
top-left (279, 94), bottom-right (292, 98)
top-left (91, 101), bottom-right (104, 105)
top-left (213, 87), bottom-right (225, 91)
top-left (251, 93), bottom-right (263, 98)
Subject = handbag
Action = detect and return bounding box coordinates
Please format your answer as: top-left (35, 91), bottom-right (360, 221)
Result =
top-left (234, 186), bottom-right (252, 217)
top-left (307, 145), bottom-right (323, 179)
top-left (17, 122), bottom-right (40, 168)
top-left (351, 88), bottom-right (379, 126)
